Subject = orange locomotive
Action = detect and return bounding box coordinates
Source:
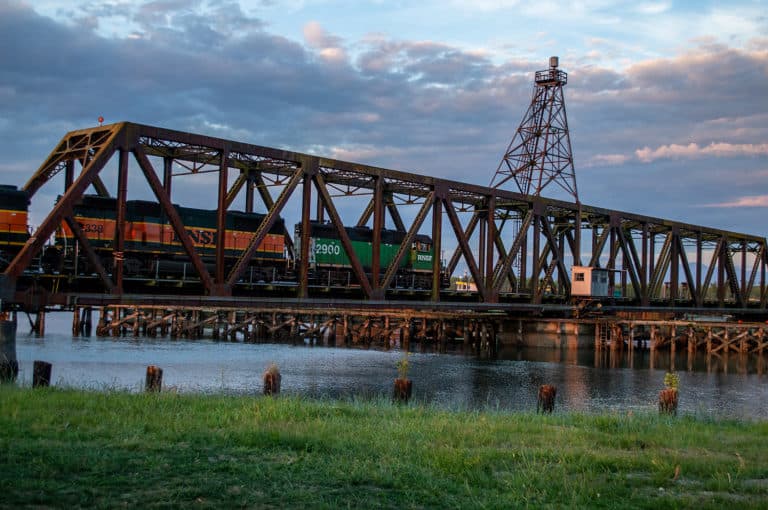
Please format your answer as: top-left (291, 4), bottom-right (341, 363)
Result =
top-left (55, 195), bottom-right (287, 280)
top-left (0, 185), bottom-right (30, 271)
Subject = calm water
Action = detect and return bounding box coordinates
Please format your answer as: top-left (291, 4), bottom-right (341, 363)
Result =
top-left (13, 313), bottom-right (768, 420)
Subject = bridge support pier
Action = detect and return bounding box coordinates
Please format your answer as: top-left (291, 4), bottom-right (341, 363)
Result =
top-left (31, 310), bottom-right (45, 337)
top-left (0, 315), bottom-right (18, 382)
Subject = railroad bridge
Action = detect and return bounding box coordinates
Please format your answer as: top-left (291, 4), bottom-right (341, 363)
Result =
top-left (2, 121), bottom-right (766, 313)
top-left (1, 59), bottom-right (767, 363)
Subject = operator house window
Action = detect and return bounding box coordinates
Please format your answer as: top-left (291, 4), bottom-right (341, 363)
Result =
top-left (574, 272), bottom-right (585, 282)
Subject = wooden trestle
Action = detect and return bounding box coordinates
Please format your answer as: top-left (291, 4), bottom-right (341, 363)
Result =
top-left (72, 305), bottom-right (502, 354)
top-left (593, 319), bottom-right (768, 356)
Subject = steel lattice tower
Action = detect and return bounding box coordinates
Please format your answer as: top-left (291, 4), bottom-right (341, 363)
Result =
top-left (490, 57), bottom-right (578, 203)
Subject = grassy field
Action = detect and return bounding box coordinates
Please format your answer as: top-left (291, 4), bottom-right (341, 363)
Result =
top-left (1, 385), bottom-right (766, 509)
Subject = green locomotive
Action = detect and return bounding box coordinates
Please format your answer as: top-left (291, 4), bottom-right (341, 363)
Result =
top-left (295, 221), bottom-right (440, 289)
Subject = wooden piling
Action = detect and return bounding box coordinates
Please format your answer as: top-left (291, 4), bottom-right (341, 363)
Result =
top-left (33, 311), bottom-right (45, 337)
top-left (33, 360), bottom-right (52, 388)
top-left (393, 378), bottom-right (412, 403)
top-left (72, 306), bottom-right (81, 336)
top-left (263, 364), bottom-right (281, 396)
top-left (0, 318), bottom-right (18, 382)
top-left (537, 384), bottom-right (556, 413)
top-left (145, 365), bottom-right (163, 392)
top-left (658, 388), bottom-right (678, 415)
top-left (82, 307), bottom-right (92, 336)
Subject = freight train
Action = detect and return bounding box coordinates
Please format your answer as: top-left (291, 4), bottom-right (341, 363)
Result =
top-left (0, 185), bottom-right (445, 291)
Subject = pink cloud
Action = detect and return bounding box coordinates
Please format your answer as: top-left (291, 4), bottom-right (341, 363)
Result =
top-left (704, 195), bottom-right (768, 208)
top-left (636, 142), bottom-right (768, 162)
top-left (303, 21), bottom-right (348, 64)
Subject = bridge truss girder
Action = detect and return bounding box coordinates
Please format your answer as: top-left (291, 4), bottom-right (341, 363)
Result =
top-left (3, 122), bottom-right (767, 312)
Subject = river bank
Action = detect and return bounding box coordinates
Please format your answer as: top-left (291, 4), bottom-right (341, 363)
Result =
top-left (1, 386), bottom-right (766, 508)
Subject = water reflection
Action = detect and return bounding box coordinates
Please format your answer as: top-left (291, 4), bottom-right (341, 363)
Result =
top-left (12, 313), bottom-right (768, 420)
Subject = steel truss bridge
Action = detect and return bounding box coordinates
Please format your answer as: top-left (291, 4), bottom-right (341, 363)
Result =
top-left (2, 122), bottom-right (767, 317)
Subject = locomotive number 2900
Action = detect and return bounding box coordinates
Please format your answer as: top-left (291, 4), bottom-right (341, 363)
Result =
top-left (314, 242), bottom-right (341, 255)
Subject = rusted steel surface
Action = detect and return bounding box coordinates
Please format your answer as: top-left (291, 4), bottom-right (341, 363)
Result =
top-left (0, 121), bottom-right (766, 314)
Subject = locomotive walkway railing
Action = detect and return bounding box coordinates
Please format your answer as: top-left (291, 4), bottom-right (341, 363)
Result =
top-left (2, 122), bottom-right (767, 313)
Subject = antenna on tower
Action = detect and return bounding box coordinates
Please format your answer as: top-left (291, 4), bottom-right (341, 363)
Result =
top-left (490, 56), bottom-right (579, 204)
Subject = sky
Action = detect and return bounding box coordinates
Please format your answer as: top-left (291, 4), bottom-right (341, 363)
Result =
top-left (1, 0), bottom-right (767, 245)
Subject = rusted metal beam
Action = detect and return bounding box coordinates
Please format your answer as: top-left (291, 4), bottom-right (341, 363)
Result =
top-left (372, 176), bottom-right (384, 294)
top-left (431, 191), bottom-right (443, 302)
top-left (312, 169), bottom-right (373, 298)
top-left (163, 157), bottom-right (173, 196)
top-left (444, 197), bottom-right (486, 302)
top-left (91, 175), bottom-right (110, 197)
top-left (614, 226), bottom-right (642, 301)
top-left (537, 211), bottom-right (570, 295)
top-left (447, 211), bottom-right (479, 278)
top-left (649, 232), bottom-right (672, 298)
top-left (133, 145), bottom-right (215, 293)
top-left (65, 160), bottom-right (74, 190)
top-left (676, 235), bottom-right (700, 307)
top-left (386, 194), bottom-right (407, 233)
top-left (356, 198), bottom-right (374, 227)
top-left (492, 210), bottom-right (532, 293)
top-left (670, 227), bottom-right (680, 302)
top-left (485, 197), bottom-right (496, 297)
top-left (746, 244), bottom-right (764, 303)
top-left (251, 171), bottom-right (295, 259)
top-left (299, 171), bottom-right (312, 299)
top-left (701, 238), bottom-right (721, 302)
top-left (530, 203), bottom-right (543, 302)
top-left (7, 124), bottom-right (123, 278)
top-left (227, 167), bottom-right (304, 288)
top-left (23, 123), bottom-right (122, 198)
top-left (245, 173), bottom-right (255, 213)
top-left (641, 223), bottom-right (650, 306)
top-left (588, 227), bottom-right (610, 268)
top-left (216, 148), bottom-right (230, 288)
top-left (380, 192), bottom-right (434, 292)
top-left (761, 248), bottom-right (768, 308)
top-left (114, 149), bottom-right (129, 293)
top-left (225, 172), bottom-right (247, 210)
top-left (722, 242), bottom-right (744, 306)
top-left (62, 213), bottom-right (114, 292)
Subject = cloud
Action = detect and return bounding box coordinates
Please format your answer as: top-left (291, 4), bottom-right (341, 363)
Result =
top-left (585, 154), bottom-right (632, 167)
top-left (2, 1), bottom-right (768, 237)
top-left (705, 195), bottom-right (768, 208)
top-left (634, 2), bottom-right (672, 15)
top-left (303, 21), bottom-right (348, 64)
top-left (635, 142), bottom-right (768, 162)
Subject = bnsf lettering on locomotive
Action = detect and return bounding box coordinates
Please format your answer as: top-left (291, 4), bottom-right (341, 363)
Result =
top-left (172, 229), bottom-right (216, 245)
top-left (315, 242), bottom-right (341, 255)
top-left (417, 254), bottom-right (432, 262)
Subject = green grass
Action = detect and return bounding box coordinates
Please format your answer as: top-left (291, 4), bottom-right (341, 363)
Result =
top-left (1, 385), bottom-right (766, 509)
